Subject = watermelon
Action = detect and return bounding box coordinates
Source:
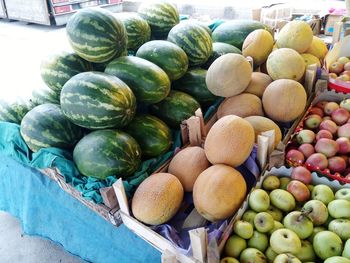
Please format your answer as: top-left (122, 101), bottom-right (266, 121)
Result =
top-left (91, 49), bottom-right (128, 72)
top-left (124, 114), bottom-right (172, 158)
top-left (172, 69), bottom-right (218, 107)
top-left (167, 22), bottom-right (213, 66)
top-left (40, 52), bottom-right (91, 92)
top-left (0, 99), bottom-right (33, 124)
top-left (105, 56), bottom-right (170, 104)
top-left (136, 40), bottom-right (188, 81)
top-left (20, 103), bottom-right (83, 152)
top-left (31, 86), bottom-right (60, 106)
top-left (117, 12), bottom-right (151, 51)
top-left (60, 72), bottom-right (136, 130)
top-left (202, 42), bottom-right (242, 69)
top-left (66, 8), bottom-right (127, 63)
top-left (138, 2), bottom-right (179, 38)
top-left (212, 20), bottom-right (272, 49)
top-left (73, 129), bottom-right (141, 180)
top-left (150, 90), bottom-right (200, 128)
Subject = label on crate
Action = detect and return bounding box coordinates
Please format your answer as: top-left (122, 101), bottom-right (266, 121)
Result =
top-left (54, 5), bottom-right (72, 14)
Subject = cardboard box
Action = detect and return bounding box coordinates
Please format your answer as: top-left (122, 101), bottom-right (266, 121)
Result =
top-left (325, 14), bottom-right (343, 36)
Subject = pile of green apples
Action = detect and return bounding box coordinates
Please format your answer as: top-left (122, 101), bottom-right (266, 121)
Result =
top-left (221, 166), bottom-right (350, 263)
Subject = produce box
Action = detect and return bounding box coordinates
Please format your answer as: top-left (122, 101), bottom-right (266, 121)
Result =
top-left (325, 14), bottom-right (344, 36)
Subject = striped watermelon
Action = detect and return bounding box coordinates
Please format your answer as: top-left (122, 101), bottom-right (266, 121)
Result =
top-left (0, 99), bottom-right (33, 124)
top-left (73, 129), bottom-right (141, 179)
top-left (136, 40), bottom-right (188, 81)
top-left (117, 12), bottom-right (151, 51)
top-left (31, 86), bottom-right (60, 106)
top-left (202, 42), bottom-right (242, 69)
top-left (40, 52), bottom-right (91, 92)
top-left (105, 56), bottom-right (170, 104)
top-left (20, 103), bottom-right (83, 152)
top-left (150, 90), bottom-right (200, 128)
top-left (60, 72), bottom-right (136, 130)
top-left (124, 114), bottom-right (172, 158)
top-left (138, 2), bottom-right (179, 38)
top-left (172, 69), bottom-right (218, 107)
top-left (66, 8), bottom-right (127, 63)
top-left (167, 22), bottom-right (213, 66)
top-left (212, 20), bottom-right (272, 49)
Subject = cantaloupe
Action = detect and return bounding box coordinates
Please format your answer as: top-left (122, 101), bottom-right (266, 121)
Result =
top-left (266, 48), bottom-right (306, 81)
top-left (193, 164), bottom-right (247, 222)
top-left (131, 173), bottom-right (184, 225)
top-left (262, 79), bottom-right (307, 122)
top-left (204, 115), bottom-right (255, 167)
top-left (168, 146), bottom-right (210, 192)
top-left (244, 72), bottom-right (272, 98)
top-left (244, 116), bottom-right (282, 147)
top-left (206, 53), bottom-right (252, 97)
top-left (306, 36), bottom-right (328, 60)
top-left (242, 29), bottom-right (274, 66)
top-left (301, 53), bottom-right (321, 67)
top-left (276, 21), bottom-right (313, 53)
top-left (217, 93), bottom-right (263, 119)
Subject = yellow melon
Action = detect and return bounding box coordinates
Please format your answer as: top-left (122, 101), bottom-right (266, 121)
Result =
top-left (206, 53), bottom-right (252, 97)
top-left (301, 53), bottom-right (321, 67)
top-left (242, 29), bottom-right (274, 66)
top-left (244, 116), bottom-right (282, 147)
top-left (217, 93), bottom-right (263, 119)
top-left (168, 146), bottom-right (210, 192)
top-left (262, 79), bottom-right (307, 122)
top-left (132, 173), bottom-right (184, 225)
top-left (193, 164), bottom-right (247, 222)
top-left (306, 36), bottom-right (328, 60)
top-left (244, 72), bottom-right (273, 98)
top-left (276, 21), bottom-right (313, 53)
top-left (204, 115), bottom-right (255, 167)
top-left (266, 48), bottom-right (306, 81)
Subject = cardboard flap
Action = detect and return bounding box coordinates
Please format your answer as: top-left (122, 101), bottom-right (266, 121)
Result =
top-left (325, 35), bottom-right (350, 68)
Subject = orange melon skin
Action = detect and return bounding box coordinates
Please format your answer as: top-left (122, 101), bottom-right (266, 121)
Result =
top-left (131, 173), bottom-right (184, 225)
top-left (193, 164), bottom-right (247, 222)
top-left (244, 72), bottom-right (272, 98)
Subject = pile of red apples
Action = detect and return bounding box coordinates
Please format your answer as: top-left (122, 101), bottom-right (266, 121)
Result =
top-left (287, 99), bottom-right (350, 177)
top-left (329, 56), bottom-right (350, 82)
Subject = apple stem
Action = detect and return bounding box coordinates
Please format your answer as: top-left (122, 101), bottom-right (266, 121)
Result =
top-left (301, 207), bottom-right (312, 217)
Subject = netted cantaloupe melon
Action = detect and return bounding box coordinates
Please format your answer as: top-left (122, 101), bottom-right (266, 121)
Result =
top-left (168, 146), bottom-right (210, 192)
top-left (193, 164), bottom-right (247, 222)
top-left (301, 53), bottom-right (321, 67)
top-left (206, 53), bottom-right (252, 97)
top-left (204, 115), bottom-right (255, 167)
top-left (244, 72), bottom-right (272, 98)
top-left (244, 116), bottom-right (282, 147)
top-left (242, 29), bottom-right (274, 67)
top-left (217, 93), bottom-right (263, 119)
top-left (266, 48), bottom-right (306, 81)
top-left (132, 173), bottom-right (184, 225)
top-left (306, 36), bottom-right (328, 60)
top-left (262, 79), bottom-right (307, 122)
top-left (276, 21), bottom-right (313, 53)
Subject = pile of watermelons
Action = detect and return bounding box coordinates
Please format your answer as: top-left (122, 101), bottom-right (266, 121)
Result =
top-left (0, 2), bottom-right (271, 180)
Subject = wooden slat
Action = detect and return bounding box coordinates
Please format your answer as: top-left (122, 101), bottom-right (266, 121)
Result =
top-left (100, 186), bottom-right (118, 209)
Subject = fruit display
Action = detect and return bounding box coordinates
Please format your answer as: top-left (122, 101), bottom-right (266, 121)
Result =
top-left (0, 99), bottom-right (33, 124)
top-left (328, 56), bottom-right (350, 83)
top-left (221, 167), bottom-right (350, 263)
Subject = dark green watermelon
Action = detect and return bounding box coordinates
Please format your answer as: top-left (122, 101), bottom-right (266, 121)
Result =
top-left (31, 86), bottom-right (60, 106)
top-left (73, 129), bottom-right (141, 180)
top-left (0, 99), bottom-right (33, 124)
top-left (202, 42), bottom-right (242, 69)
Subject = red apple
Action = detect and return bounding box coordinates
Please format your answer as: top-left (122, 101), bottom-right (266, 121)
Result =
top-left (329, 61), bottom-right (344, 74)
top-left (336, 137), bottom-right (350, 154)
top-left (304, 114), bottom-right (322, 129)
top-left (315, 138), bottom-right (339, 157)
top-left (287, 180), bottom-right (310, 202)
top-left (315, 101), bottom-right (328, 109)
top-left (319, 120), bottom-right (338, 134)
top-left (338, 123), bottom-right (350, 138)
top-left (298, 143), bottom-right (315, 158)
top-left (286, 149), bottom-right (305, 164)
top-left (323, 116), bottom-right (332, 121)
top-left (331, 108), bottom-right (350, 125)
top-left (339, 155), bottom-right (349, 164)
top-left (344, 62), bottom-right (350, 71)
top-left (309, 107), bottom-right (324, 117)
top-left (324, 102), bottom-right (340, 115)
top-left (291, 166), bottom-right (312, 184)
top-left (328, 156), bottom-right (347, 173)
top-left (316, 130), bottom-right (333, 140)
top-left (305, 153), bottom-right (328, 170)
top-left (341, 70), bottom-right (350, 77)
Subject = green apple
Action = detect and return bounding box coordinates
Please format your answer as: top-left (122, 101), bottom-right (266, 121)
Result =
top-left (307, 226), bottom-right (326, 243)
top-left (269, 220), bottom-right (284, 235)
top-left (313, 231), bottom-right (343, 260)
top-left (266, 205), bottom-right (283, 221)
top-left (265, 246), bottom-right (278, 263)
top-left (328, 200), bottom-right (350, 218)
top-left (224, 235), bottom-right (247, 258)
top-left (273, 253), bottom-right (301, 263)
top-left (270, 228), bottom-right (301, 254)
top-left (335, 188), bottom-right (350, 201)
top-left (240, 248), bottom-right (267, 263)
top-left (262, 175), bottom-right (280, 190)
top-left (312, 185), bottom-right (335, 205)
top-left (295, 240), bottom-right (316, 262)
top-left (242, 210), bottom-right (257, 225)
top-left (343, 239), bottom-right (350, 259)
top-left (270, 189), bottom-right (296, 212)
top-left (220, 257), bottom-right (240, 263)
top-left (329, 219), bottom-right (350, 240)
top-left (254, 212), bottom-right (274, 233)
top-left (283, 211), bottom-right (313, 239)
top-left (279, 177), bottom-right (291, 190)
top-left (233, 220), bottom-right (253, 239)
top-left (324, 256), bottom-right (350, 263)
top-left (307, 184), bottom-right (314, 193)
top-left (302, 199), bottom-right (328, 225)
top-left (249, 189), bottom-right (270, 212)
top-left (247, 231), bottom-right (268, 252)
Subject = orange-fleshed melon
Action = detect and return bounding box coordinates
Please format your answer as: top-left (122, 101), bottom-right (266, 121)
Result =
top-left (244, 72), bottom-right (272, 98)
top-left (306, 36), bottom-right (328, 60)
